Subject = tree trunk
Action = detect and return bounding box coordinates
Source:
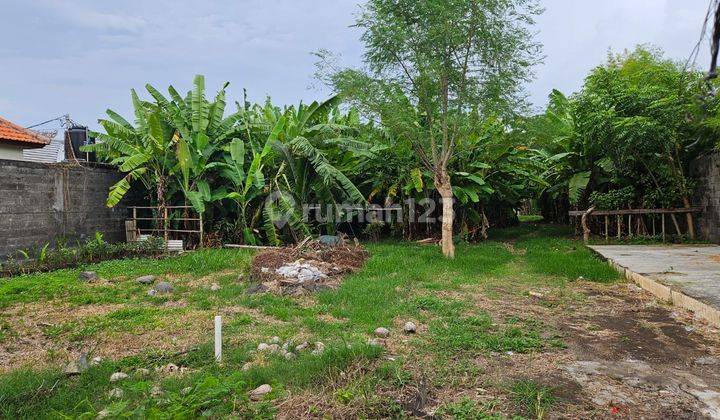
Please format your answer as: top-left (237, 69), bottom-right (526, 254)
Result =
top-left (435, 171), bottom-right (455, 259)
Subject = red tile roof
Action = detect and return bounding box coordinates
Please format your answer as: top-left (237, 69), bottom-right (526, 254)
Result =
top-left (0, 116), bottom-right (52, 147)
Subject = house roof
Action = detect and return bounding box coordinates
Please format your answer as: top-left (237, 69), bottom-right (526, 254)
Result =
top-left (0, 116), bottom-right (52, 148)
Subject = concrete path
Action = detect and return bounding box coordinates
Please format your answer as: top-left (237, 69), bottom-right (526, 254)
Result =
top-left (590, 245), bottom-right (720, 325)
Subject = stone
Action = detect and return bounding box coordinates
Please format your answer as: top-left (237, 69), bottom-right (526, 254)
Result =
top-left (110, 372), bottom-right (128, 382)
top-left (64, 353), bottom-right (89, 376)
top-left (247, 283), bottom-right (269, 295)
top-left (78, 271), bottom-right (98, 282)
top-left (261, 267), bottom-right (270, 274)
top-left (180, 386), bottom-right (193, 396)
top-left (267, 344), bottom-right (280, 353)
top-left (311, 341), bottom-right (325, 356)
top-left (374, 327), bottom-right (390, 338)
top-left (136, 275), bottom-right (156, 285)
top-left (270, 336), bottom-right (281, 344)
top-left (90, 356), bottom-right (102, 366)
top-left (528, 291), bottom-right (544, 298)
top-left (276, 261), bottom-right (327, 283)
top-left (284, 351), bottom-right (297, 360)
top-left (696, 356), bottom-right (720, 366)
top-left (151, 385), bottom-right (163, 397)
top-left (147, 289), bottom-right (157, 297)
top-left (403, 322), bottom-right (417, 334)
top-left (64, 360), bottom-right (82, 376)
top-left (97, 409), bottom-right (110, 419)
top-left (295, 341), bottom-right (309, 352)
top-left (257, 343), bottom-right (270, 351)
top-left (249, 384), bottom-right (272, 401)
top-left (136, 368), bottom-right (150, 377)
top-left (108, 388), bottom-right (124, 399)
top-left (368, 338), bottom-right (384, 347)
top-left (153, 281), bottom-right (174, 294)
top-left (210, 283), bottom-right (221, 291)
top-left (242, 362), bottom-right (253, 371)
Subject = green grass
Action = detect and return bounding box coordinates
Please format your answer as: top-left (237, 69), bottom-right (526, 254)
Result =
top-left (0, 223), bottom-right (619, 418)
top-left (511, 379), bottom-right (556, 419)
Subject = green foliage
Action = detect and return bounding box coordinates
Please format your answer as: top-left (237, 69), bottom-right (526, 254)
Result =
top-left (510, 380), bottom-right (556, 419)
top-left (590, 187), bottom-right (635, 210)
top-left (1, 234), bottom-right (164, 277)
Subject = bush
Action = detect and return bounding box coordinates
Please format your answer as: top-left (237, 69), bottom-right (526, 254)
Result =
top-left (0, 234), bottom-right (165, 277)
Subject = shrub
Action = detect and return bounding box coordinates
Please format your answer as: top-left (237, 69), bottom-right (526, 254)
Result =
top-left (0, 234), bottom-right (166, 277)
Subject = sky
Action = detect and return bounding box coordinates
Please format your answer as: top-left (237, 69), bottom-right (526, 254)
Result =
top-left (0, 0), bottom-right (714, 132)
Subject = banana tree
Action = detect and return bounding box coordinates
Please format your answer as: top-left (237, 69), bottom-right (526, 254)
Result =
top-left (84, 90), bottom-right (178, 221)
top-left (146, 75), bottom-right (245, 215)
top-left (208, 118), bottom-right (285, 244)
top-left (245, 96), bottom-right (368, 241)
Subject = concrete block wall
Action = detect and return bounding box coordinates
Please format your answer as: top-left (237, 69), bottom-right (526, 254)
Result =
top-left (0, 159), bottom-right (133, 258)
top-left (693, 152), bottom-right (720, 243)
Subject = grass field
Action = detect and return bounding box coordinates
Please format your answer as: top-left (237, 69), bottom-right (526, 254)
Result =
top-left (0, 224), bottom-right (624, 418)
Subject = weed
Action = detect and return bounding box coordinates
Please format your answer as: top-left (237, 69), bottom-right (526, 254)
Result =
top-left (510, 379), bottom-right (556, 419)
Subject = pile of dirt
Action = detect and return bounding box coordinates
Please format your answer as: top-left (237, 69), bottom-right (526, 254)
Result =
top-left (249, 239), bottom-right (369, 295)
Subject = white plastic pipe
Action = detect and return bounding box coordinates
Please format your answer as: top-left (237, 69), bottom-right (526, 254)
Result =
top-left (214, 315), bottom-right (222, 363)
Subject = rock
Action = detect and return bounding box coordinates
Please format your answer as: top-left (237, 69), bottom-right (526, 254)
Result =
top-left (528, 291), bottom-right (544, 298)
top-left (261, 267), bottom-right (270, 274)
top-left (237, 273), bottom-right (244, 281)
top-left (695, 356), bottom-right (720, 366)
top-left (64, 360), bottom-right (82, 376)
top-left (374, 327), bottom-right (390, 338)
top-left (90, 356), bottom-right (102, 366)
top-left (257, 343), bottom-right (270, 351)
top-left (153, 281), bottom-right (175, 294)
top-left (576, 276), bottom-right (585, 281)
top-left (295, 341), bottom-right (309, 352)
top-left (147, 289), bottom-right (157, 297)
top-left (270, 336), bottom-right (281, 344)
top-left (242, 362), bottom-right (253, 371)
top-left (311, 341), bottom-right (325, 356)
top-left (210, 283), bottom-right (221, 291)
top-left (136, 275), bottom-right (156, 284)
top-left (626, 283), bottom-right (642, 292)
top-left (180, 386), bottom-right (193, 396)
top-left (64, 353), bottom-right (89, 376)
top-left (110, 372), bottom-right (128, 382)
top-left (108, 388), bottom-right (124, 399)
top-left (246, 283), bottom-right (269, 295)
top-left (97, 408), bottom-right (110, 419)
top-left (268, 344), bottom-right (280, 353)
top-left (403, 322), bottom-right (417, 334)
top-left (276, 261), bottom-right (327, 283)
top-left (684, 325), bottom-right (695, 332)
top-left (156, 363), bottom-right (180, 373)
top-left (136, 368), bottom-right (150, 377)
top-left (78, 271), bottom-right (98, 282)
top-left (368, 338), bottom-right (384, 347)
top-left (284, 351), bottom-right (297, 360)
top-left (150, 385), bottom-right (163, 397)
top-left (249, 384), bottom-right (272, 401)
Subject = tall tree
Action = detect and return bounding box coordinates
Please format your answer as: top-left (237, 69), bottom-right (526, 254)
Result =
top-left (324, 0), bottom-right (542, 257)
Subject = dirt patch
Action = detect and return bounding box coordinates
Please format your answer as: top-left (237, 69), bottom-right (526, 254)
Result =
top-left (250, 240), bottom-right (368, 295)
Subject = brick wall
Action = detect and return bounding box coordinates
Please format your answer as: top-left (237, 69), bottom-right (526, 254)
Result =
top-left (693, 152), bottom-right (720, 243)
top-left (0, 159), bottom-right (134, 258)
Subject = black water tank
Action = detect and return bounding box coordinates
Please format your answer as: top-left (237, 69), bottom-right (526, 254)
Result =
top-left (68, 126), bottom-right (96, 162)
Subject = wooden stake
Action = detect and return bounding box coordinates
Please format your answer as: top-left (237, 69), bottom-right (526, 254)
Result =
top-left (662, 214), bottom-right (666, 242)
top-left (617, 215), bottom-right (622, 239)
top-left (604, 215), bottom-right (609, 241)
top-left (214, 316), bottom-right (222, 363)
